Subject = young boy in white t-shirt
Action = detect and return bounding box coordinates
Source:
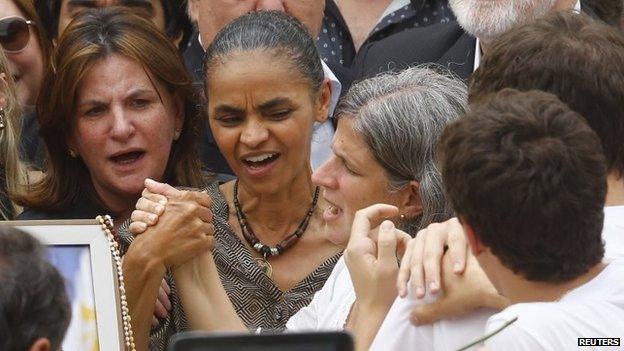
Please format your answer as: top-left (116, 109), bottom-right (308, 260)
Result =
top-left (438, 89), bottom-right (624, 351)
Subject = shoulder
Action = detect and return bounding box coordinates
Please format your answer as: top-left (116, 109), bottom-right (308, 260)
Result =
top-left (485, 303), bottom-right (574, 351)
top-left (17, 207), bottom-right (57, 220)
top-left (353, 21), bottom-right (467, 79)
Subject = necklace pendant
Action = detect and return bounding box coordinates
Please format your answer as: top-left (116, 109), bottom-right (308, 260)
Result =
top-left (254, 257), bottom-right (273, 278)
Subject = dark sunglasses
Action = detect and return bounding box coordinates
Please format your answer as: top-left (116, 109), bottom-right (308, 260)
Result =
top-left (0, 16), bottom-right (35, 53)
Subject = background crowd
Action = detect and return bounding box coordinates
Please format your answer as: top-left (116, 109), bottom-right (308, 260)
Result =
top-left (0, 0), bottom-right (623, 351)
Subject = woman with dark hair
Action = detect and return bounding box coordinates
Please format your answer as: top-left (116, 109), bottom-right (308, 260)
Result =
top-left (122, 10), bottom-right (343, 351)
top-left (15, 7), bottom-right (208, 225)
top-left (127, 10), bottom-right (469, 351)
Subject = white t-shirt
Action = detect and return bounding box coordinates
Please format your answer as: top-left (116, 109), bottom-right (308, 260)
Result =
top-left (286, 257), bottom-right (355, 331)
top-left (370, 287), bottom-right (495, 351)
top-left (485, 260), bottom-right (624, 351)
top-left (604, 206), bottom-right (624, 261)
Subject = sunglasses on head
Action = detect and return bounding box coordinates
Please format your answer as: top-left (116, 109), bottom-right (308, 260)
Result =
top-left (0, 16), bottom-right (34, 54)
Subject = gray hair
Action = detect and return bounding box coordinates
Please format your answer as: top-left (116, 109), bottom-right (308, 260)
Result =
top-left (337, 66), bottom-right (468, 233)
top-left (203, 10), bottom-right (324, 93)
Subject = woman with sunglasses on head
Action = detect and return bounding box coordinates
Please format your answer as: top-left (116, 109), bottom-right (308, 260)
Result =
top-left (0, 0), bottom-right (51, 168)
top-left (14, 8), bottom-right (212, 231)
top-left (0, 49), bottom-right (28, 220)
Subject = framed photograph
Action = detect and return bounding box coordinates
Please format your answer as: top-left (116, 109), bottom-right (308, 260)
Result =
top-left (0, 219), bottom-right (124, 351)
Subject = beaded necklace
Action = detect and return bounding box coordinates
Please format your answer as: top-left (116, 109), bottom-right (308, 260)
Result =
top-left (97, 215), bottom-right (136, 351)
top-left (233, 180), bottom-right (320, 278)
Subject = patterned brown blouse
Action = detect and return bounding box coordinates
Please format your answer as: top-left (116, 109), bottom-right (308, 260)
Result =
top-left (120, 182), bottom-right (342, 351)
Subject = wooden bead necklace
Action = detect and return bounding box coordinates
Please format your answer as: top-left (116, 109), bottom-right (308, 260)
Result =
top-left (233, 180), bottom-right (320, 278)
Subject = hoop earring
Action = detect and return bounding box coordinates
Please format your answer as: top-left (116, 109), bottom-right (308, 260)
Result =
top-left (0, 107), bottom-right (5, 129)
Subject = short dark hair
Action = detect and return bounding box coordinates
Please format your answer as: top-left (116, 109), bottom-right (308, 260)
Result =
top-left (439, 89), bottom-right (606, 282)
top-left (0, 227), bottom-right (71, 350)
top-left (34, 0), bottom-right (193, 49)
top-left (469, 12), bottom-right (624, 177)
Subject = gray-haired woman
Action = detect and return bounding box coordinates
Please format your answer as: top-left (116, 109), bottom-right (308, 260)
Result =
top-left (131, 64), bottom-right (468, 347)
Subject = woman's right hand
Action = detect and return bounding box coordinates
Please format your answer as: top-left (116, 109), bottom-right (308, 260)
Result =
top-left (130, 179), bottom-right (214, 268)
top-left (396, 217), bottom-right (468, 298)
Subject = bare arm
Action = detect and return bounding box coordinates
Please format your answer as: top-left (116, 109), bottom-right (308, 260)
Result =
top-left (132, 179), bottom-right (247, 332)
top-left (123, 189), bottom-right (214, 350)
top-left (172, 251), bottom-right (247, 331)
top-left (123, 241), bottom-right (167, 351)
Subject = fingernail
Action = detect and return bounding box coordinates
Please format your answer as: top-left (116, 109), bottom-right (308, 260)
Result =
top-left (381, 220), bottom-right (394, 230)
top-left (146, 178), bottom-right (155, 185)
top-left (149, 214), bottom-right (158, 223)
top-left (155, 205), bottom-right (164, 214)
top-left (429, 281), bottom-right (438, 292)
top-left (138, 222), bottom-right (147, 231)
top-left (159, 199), bottom-right (167, 205)
top-left (416, 286), bottom-right (425, 298)
top-left (453, 262), bottom-right (463, 273)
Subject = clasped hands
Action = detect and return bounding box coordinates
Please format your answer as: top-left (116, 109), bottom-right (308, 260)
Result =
top-left (129, 178), bottom-right (214, 325)
top-left (130, 178), bottom-right (214, 267)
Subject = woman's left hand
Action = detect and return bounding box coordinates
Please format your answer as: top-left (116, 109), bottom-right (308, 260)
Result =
top-left (344, 204), bottom-right (411, 311)
top-left (129, 179), bottom-right (181, 235)
top-left (344, 204), bottom-right (411, 351)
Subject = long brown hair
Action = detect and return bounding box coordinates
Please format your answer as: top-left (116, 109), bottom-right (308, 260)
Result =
top-left (15, 7), bottom-right (206, 212)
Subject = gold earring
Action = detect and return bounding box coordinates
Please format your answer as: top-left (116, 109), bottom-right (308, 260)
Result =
top-left (174, 128), bottom-right (181, 140)
top-left (400, 214), bottom-right (406, 219)
top-left (0, 107), bottom-right (5, 129)
top-left (69, 149), bottom-right (78, 158)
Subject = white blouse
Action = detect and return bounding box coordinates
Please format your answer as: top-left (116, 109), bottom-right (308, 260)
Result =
top-left (286, 257), bottom-right (356, 331)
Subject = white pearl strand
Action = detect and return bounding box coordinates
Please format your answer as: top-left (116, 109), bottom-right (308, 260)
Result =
top-left (97, 215), bottom-right (137, 351)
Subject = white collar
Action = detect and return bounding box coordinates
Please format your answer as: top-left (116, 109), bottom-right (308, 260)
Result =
top-left (474, 37), bottom-right (482, 72)
top-left (474, 0), bottom-right (582, 72)
top-left (380, 0), bottom-right (412, 19)
top-left (321, 60), bottom-right (342, 117)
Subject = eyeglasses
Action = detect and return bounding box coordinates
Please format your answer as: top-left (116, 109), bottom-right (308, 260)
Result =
top-left (0, 17), bottom-right (35, 53)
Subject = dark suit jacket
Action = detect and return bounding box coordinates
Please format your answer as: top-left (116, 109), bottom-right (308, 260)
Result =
top-left (352, 0), bottom-right (598, 82)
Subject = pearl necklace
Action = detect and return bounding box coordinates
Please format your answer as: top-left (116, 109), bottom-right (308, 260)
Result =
top-left (97, 215), bottom-right (136, 351)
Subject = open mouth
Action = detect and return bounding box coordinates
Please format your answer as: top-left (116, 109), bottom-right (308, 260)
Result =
top-left (322, 199), bottom-right (343, 222)
top-left (109, 151), bottom-right (145, 165)
top-left (242, 152), bottom-right (280, 169)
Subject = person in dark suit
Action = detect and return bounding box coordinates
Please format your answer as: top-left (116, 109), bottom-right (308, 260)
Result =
top-left (353, 0), bottom-right (598, 81)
